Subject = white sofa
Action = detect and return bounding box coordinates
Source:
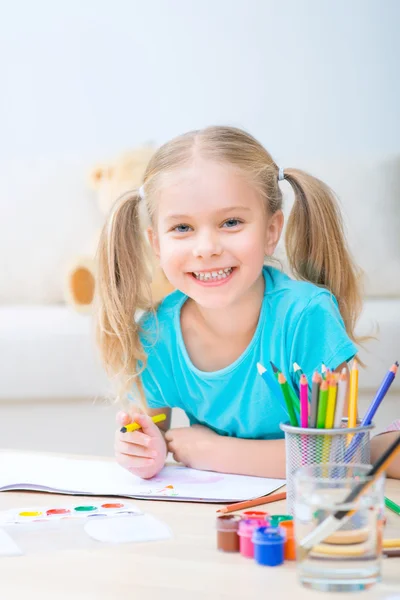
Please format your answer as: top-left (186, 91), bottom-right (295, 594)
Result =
top-left (0, 297), bottom-right (398, 399)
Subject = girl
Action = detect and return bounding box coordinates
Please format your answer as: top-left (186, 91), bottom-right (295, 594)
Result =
top-left (96, 126), bottom-right (363, 480)
top-left (371, 421), bottom-right (400, 479)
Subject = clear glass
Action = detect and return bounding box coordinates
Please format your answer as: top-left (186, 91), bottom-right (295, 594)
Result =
top-left (294, 464), bottom-right (385, 592)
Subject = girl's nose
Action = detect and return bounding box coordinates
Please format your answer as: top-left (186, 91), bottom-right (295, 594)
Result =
top-left (192, 229), bottom-right (222, 258)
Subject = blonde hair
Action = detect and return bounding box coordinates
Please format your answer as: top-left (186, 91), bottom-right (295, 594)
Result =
top-left (96, 126), bottom-right (364, 400)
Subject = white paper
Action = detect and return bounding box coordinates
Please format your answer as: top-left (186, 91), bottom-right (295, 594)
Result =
top-left (0, 452), bottom-right (285, 502)
top-left (0, 529), bottom-right (23, 556)
top-left (84, 514), bottom-right (172, 544)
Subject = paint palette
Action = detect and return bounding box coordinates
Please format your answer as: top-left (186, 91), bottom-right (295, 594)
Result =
top-left (0, 502), bottom-right (142, 526)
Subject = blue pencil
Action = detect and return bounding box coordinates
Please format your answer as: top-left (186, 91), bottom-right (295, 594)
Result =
top-left (345, 361), bottom-right (398, 461)
top-left (257, 362), bottom-right (288, 413)
top-left (361, 362), bottom-right (398, 426)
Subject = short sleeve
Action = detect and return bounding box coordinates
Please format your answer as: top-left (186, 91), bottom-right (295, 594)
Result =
top-left (289, 292), bottom-right (357, 386)
top-left (136, 360), bottom-right (172, 409)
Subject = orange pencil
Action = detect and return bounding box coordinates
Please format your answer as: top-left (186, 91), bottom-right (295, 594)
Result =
top-left (216, 491), bottom-right (287, 514)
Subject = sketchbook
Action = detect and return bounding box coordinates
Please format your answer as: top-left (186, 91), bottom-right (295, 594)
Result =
top-left (0, 452), bottom-right (285, 503)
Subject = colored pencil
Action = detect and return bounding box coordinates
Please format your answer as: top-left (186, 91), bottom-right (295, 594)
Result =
top-left (385, 496), bottom-right (400, 516)
top-left (256, 362), bottom-right (285, 405)
top-left (278, 373), bottom-right (298, 426)
top-left (333, 368), bottom-right (348, 428)
top-left (294, 362), bottom-right (312, 392)
top-left (360, 363), bottom-right (398, 426)
top-left (347, 359), bottom-right (359, 442)
top-left (321, 364), bottom-right (327, 379)
top-left (310, 372), bottom-right (321, 428)
top-left (344, 362), bottom-right (398, 461)
top-left (120, 413), bottom-right (166, 433)
top-left (270, 361), bottom-right (300, 413)
top-left (316, 380), bottom-right (329, 428)
top-left (325, 375), bottom-right (338, 429)
top-left (300, 374), bottom-right (309, 428)
top-left (216, 490), bottom-right (287, 514)
top-left (299, 433), bottom-right (400, 555)
top-left (293, 362), bottom-right (303, 385)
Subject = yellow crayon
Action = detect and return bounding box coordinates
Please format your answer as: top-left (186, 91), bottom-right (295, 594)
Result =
top-left (120, 413), bottom-right (167, 433)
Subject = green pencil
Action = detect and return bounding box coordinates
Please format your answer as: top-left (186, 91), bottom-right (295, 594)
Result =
top-left (316, 379), bottom-right (329, 428)
top-left (385, 496), bottom-right (400, 516)
top-left (278, 372), bottom-right (298, 427)
top-left (270, 361), bottom-right (300, 413)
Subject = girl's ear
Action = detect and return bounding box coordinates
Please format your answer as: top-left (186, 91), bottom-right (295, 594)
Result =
top-left (147, 227), bottom-right (160, 259)
top-left (264, 210), bottom-right (284, 256)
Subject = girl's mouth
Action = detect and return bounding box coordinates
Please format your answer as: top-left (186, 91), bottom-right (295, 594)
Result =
top-left (190, 267), bottom-right (235, 286)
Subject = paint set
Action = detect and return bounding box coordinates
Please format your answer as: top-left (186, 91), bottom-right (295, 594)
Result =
top-left (0, 502), bottom-right (172, 557)
top-left (0, 502), bottom-right (142, 526)
top-left (216, 512), bottom-right (295, 566)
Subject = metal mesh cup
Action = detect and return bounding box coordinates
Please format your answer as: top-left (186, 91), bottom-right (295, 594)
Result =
top-left (280, 419), bottom-right (374, 514)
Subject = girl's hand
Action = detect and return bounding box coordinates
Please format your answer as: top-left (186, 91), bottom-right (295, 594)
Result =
top-left (115, 411), bottom-right (167, 479)
top-left (165, 425), bottom-right (219, 470)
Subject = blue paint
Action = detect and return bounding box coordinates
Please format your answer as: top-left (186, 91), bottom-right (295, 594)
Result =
top-left (252, 526), bottom-right (285, 566)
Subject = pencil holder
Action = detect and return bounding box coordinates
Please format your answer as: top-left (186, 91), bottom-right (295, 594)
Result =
top-left (280, 418), bottom-right (374, 514)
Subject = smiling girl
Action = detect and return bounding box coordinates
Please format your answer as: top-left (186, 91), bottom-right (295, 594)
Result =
top-left (96, 126), bottom-right (363, 479)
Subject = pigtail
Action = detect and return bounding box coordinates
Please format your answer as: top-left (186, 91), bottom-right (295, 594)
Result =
top-left (96, 190), bottom-right (153, 401)
top-left (283, 168), bottom-right (363, 345)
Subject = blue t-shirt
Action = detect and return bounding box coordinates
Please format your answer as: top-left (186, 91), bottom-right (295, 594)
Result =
top-left (137, 266), bottom-right (357, 440)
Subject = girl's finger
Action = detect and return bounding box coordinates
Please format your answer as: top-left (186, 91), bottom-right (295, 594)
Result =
top-left (117, 453), bottom-right (155, 469)
top-left (116, 411), bottom-right (131, 426)
top-left (118, 430), bottom-right (151, 447)
top-left (131, 413), bottom-right (161, 436)
top-left (116, 441), bottom-right (158, 459)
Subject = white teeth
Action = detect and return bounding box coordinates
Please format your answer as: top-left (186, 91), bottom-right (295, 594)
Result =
top-left (192, 267), bottom-right (233, 281)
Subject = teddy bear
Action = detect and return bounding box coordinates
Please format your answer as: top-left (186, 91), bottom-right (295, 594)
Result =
top-left (65, 146), bottom-right (174, 313)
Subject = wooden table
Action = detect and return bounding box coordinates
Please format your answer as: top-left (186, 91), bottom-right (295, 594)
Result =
top-left (0, 467), bottom-right (399, 599)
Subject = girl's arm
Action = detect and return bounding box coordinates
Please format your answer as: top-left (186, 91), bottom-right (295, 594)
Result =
top-left (145, 407), bottom-right (172, 432)
top-left (203, 436), bottom-right (287, 478)
top-left (166, 362), bottom-right (352, 478)
top-left (371, 431), bottom-right (400, 479)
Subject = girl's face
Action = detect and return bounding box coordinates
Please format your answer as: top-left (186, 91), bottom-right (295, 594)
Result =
top-left (149, 160), bottom-right (283, 309)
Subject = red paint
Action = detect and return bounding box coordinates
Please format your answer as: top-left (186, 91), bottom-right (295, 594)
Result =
top-left (46, 508), bottom-right (71, 516)
top-left (242, 510), bottom-right (269, 520)
top-left (101, 503), bottom-right (125, 509)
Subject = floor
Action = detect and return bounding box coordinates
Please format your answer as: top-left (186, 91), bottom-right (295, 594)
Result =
top-left (0, 393), bottom-right (398, 456)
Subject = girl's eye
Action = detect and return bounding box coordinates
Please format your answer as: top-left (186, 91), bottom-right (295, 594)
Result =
top-left (222, 218), bottom-right (243, 228)
top-left (173, 224), bottom-right (192, 233)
